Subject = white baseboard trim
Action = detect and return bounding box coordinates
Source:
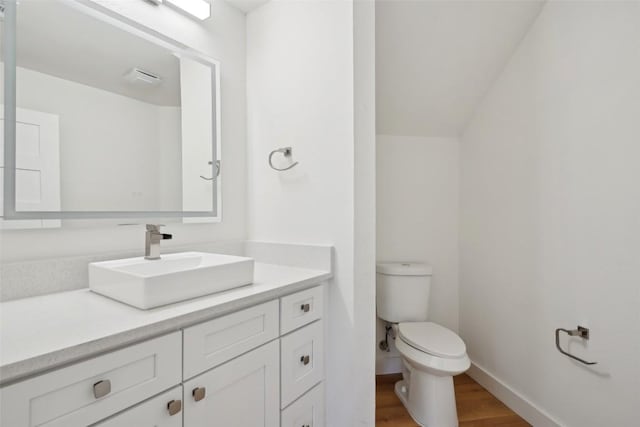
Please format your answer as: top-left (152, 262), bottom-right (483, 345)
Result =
top-left (467, 361), bottom-right (563, 427)
top-left (375, 356), bottom-right (403, 375)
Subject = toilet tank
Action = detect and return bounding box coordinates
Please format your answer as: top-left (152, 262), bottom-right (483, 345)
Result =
top-left (376, 262), bottom-right (432, 323)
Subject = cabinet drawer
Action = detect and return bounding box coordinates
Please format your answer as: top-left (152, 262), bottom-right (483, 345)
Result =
top-left (184, 340), bottom-right (280, 427)
top-left (183, 300), bottom-right (279, 379)
top-left (0, 332), bottom-right (181, 427)
top-left (280, 321), bottom-right (324, 408)
top-left (280, 286), bottom-right (323, 335)
top-left (281, 383), bottom-right (324, 427)
top-left (93, 386), bottom-right (183, 427)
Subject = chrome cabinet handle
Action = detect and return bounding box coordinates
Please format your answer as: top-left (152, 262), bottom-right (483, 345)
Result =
top-left (167, 399), bottom-right (182, 416)
top-left (300, 303), bottom-right (311, 313)
top-left (93, 379), bottom-right (111, 399)
top-left (192, 387), bottom-right (206, 402)
top-left (300, 355), bottom-right (311, 365)
top-left (555, 326), bottom-right (597, 365)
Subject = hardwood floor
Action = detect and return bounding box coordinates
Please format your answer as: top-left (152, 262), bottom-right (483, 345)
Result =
top-left (376, 374), bottom-right (531, 427)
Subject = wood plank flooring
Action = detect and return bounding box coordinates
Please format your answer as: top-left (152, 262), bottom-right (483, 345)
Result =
top-left (376, 374), bottom-right (531, 427)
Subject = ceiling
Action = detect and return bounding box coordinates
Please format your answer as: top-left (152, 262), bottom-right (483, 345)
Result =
top-left (223, 0), bottom-right (270, 14)
top-left (376, 0), bottom-right (545, 137)
top-left (13, 0), bottom-right (544, 124)
top-left (16, 1), bottom-right (181, 106)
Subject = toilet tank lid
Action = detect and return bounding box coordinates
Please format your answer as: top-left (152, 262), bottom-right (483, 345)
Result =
top-left (376, 262), bottom-right (432, 276)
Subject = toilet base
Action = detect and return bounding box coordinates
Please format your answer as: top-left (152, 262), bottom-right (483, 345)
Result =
top-left (394, 373), bottom-right (459, 427)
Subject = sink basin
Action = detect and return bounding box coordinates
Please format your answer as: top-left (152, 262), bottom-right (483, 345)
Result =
top-left (89, 252), bottom-right (254, 309)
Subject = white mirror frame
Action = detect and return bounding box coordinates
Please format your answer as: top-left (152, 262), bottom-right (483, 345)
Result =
top-left (2, 0), bottom-right (221, 221)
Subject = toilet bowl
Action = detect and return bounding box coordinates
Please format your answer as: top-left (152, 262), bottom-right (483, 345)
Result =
top-left (392, 322), bottom-right (470, 427)
top-left (376, 262), bottom-right (469, 427)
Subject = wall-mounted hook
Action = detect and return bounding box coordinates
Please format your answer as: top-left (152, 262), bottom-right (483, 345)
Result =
top-left (200, 160), bottom-right (221, 181)
top-left (269, 147), bottom-right (299, 171)
top-left (555, 326), bottom-right (597, 365)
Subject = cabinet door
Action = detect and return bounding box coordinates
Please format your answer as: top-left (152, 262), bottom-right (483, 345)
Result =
top-left (281, 384), bottom-right (324, 427)
top-left (93, 386), bottom-right (183, 427)
top-left (184, 340), bottom-right (280, 427)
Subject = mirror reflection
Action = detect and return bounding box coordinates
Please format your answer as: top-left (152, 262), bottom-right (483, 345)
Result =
top-left (1, 0), bottom-right (219, 228)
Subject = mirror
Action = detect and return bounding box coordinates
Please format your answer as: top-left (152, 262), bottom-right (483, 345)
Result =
top-left (1, 0), bottom-right (220, 228)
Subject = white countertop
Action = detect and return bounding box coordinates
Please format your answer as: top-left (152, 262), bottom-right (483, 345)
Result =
top-left (0, 262), bottom-right (331, 385)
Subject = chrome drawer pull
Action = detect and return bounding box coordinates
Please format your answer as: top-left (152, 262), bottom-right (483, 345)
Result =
top-left (193, 387), bottom-right (206, 402)
top-left (167, 399), bottom-right (182, 416)
top-left (300, 355), bottom-right (311, 365)
top-left (300, 303), bottom-right (311, 313)
top-left (93, 380), bottom-right (111, 399)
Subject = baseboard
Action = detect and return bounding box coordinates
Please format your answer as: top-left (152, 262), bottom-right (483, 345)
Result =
top-left (467, 361), bottom-right (563, 427)
top-left (375, 355), bottom-right (403, 375)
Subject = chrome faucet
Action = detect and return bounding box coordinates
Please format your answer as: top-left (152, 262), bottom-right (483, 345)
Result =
top-left (145, 224), bottom-right (172, 260)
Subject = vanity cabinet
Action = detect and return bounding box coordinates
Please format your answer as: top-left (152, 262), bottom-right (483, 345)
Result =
top-left (183, 300), bottom-right (279, 379)
top-left (281, 384), bottom-right (325, 427)
top-left (0, 285), bottom-right (325, 427)
top-left (280, 321), bottom-right (324, 408)
top-left (93, 387), bottom-right (184, 427)
top-left (183, 340), bottom-right (280, 427)
top-left (280, 286), bottom-right (323, 335)
top-left (0, 332), bottom-right (182, 427)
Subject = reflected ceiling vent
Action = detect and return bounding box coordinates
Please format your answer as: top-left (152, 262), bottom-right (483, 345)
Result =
top-left (123, 68), bottom-right (162, 86)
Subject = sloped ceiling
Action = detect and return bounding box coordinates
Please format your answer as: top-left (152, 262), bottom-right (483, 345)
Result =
top-left (224, 0), bottom-right (270, 14)
top-left (376, 0), bottom-right (545, 137)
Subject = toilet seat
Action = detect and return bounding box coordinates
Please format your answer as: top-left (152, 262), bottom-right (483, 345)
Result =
top-left (398, 322), bottom-right (466, 358)
top-left (395, 334), bottom-right (470, 377)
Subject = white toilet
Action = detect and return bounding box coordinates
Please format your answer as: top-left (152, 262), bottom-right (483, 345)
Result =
top-left (377, 262), bottom-right (470, 427)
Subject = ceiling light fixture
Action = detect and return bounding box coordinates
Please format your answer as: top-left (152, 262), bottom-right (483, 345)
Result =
top-left (165, 0), bottom-right (211, 20)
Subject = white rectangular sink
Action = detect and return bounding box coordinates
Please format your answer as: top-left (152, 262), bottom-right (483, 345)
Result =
top-left (89, 252), bottom-right (254, 309)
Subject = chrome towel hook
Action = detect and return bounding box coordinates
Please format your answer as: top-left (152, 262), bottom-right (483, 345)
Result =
top-left (555, 326), bottom-right (598, 365)
top-left (200, 160), bottom-right (221, 181)
top-left (269, 147), bottom-right (299, 171)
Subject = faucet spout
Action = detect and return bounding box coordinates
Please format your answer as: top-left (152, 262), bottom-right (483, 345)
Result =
top-left (145, 224), bottom-right (172, 260)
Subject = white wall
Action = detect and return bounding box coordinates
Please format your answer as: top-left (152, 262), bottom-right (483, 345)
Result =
top-left (376, 135), bottom-right (459, 373)
top-left (353, 0), bottom-right (377, 422)
top-left (246, 2), bottom-right (376, 425)
top-left (180, 57), bottom-right (213, 212)
top-left (460, 2), bottom-right (640, 425)
top-left (3, 65), bottom-right (182, 212)
top-left (157, 106), bottom-right (182, 211)
top-left (0, 0), bottom-right (247, 262)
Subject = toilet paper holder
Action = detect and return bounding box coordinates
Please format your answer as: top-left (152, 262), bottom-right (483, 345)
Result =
top-left (555, 326), bottom-right (597, 365)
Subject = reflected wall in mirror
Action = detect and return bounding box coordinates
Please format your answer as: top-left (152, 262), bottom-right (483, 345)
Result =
top-left (1, 0), bottom-right (221, 228)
